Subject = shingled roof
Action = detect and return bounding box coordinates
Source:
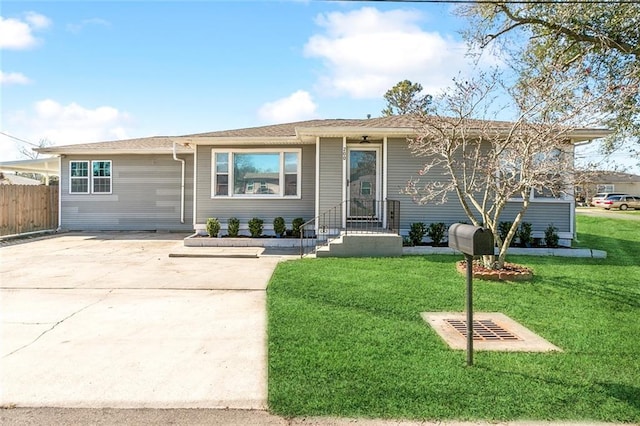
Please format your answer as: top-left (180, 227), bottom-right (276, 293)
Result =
top-left (186, 115), bottom-right (424, 138)
top-left (36, 114), bottom-right (609, 154)
top-left (575, 170), bottom-right (640, 183)
top-left (37, 136), bottom-right (193, 154)
top-left (37, 116), bottom-right (425, 154)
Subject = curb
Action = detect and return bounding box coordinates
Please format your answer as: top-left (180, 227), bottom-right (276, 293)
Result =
top-left (403, 247), bottom-right (607, 258)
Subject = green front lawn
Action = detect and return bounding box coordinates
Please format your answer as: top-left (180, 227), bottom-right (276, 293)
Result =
top-left (267, 216), bottom-right (640, 422)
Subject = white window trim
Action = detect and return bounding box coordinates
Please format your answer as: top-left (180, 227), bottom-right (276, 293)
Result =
top-left (91, 160), bottom-right (112, 194)
top-left (211, 148), bottom-right (302, 199)
top-left (508, 189), bottom-right (573, 203)
top-left (69, 160), bottom-right (112, 195)
top-left (597, 184), bottom-right (615, 193)
top-left (69, 160), bottom-right (90, 194)
top-left (213, 152), bottom-right (230, 197)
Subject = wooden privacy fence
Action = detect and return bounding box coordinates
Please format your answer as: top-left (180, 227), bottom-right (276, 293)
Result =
top-left (0, 185), bottom-right (58, 236)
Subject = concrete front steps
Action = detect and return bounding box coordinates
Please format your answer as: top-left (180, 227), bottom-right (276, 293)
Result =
top-left (316, 233), bottom-right (403, 258)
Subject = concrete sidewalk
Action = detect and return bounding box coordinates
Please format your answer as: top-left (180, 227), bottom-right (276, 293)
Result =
top-left (0, 407), bottom-right (623, 425)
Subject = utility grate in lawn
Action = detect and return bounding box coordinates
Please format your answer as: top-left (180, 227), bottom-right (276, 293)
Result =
top-left (422, 312), bottom-right (562, 352)
top-left (444, 318), bottom-right (521, 341)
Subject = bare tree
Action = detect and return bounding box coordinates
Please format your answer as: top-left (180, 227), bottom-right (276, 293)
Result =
top-left (403, 71), bottom-right (605, 269)
top-left (17, 138), bottom-right (53, 182)
top-left (19, 138), bottom-right (52, 160)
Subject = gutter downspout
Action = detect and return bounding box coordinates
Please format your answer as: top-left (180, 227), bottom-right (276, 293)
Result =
top-left (172, 142), bottom-right (185, 224)
top-left (57, 155), bottom-right (62, 231)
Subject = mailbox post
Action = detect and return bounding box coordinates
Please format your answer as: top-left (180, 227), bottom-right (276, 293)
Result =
top-left (448, 224), bottom-right (494, 366)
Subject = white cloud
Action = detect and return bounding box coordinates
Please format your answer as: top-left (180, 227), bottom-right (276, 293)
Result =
top-left (66, 18), bottom-right (111, 34)
top-left (24, 12), bottom-right (52, 30)
top-left (304, 7), bottom-right (479, 99)
top-left (0, 12), bottom-right (51, 50)
top-left (258, 90), bottom-right (318, 123)
top-left (0, 70), bottom-right (31, 85)
top-left (1, 99), bottom-right (132, 161)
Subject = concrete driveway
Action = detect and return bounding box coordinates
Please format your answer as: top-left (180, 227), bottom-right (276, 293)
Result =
top-left (0, 232), bottom-right (283, 409)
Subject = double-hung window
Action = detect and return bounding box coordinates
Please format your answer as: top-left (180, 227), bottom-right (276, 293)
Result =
top-left (70, 161), bottom-right (90, 194)
top-left (92, 161), bottom-right (112, 193)
top-left (69, 160), bottom-right (112, 194)
top-left (214, 153), bottom-right (229, 196)
top-left (212, 149), bottom-right (301, 198)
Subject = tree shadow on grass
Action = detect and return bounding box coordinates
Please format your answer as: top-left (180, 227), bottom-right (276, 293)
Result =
top-left (599, 381), bottom-right (640, 412)
top-left (477, 365), bottom-right (640, 418)
top-left (545, 275), bottom-right (640, 309)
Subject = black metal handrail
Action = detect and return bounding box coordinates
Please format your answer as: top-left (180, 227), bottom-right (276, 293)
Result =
top-left (299, 199), bottom-right (400, 257)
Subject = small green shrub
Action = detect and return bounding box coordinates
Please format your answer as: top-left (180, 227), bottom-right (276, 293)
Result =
top-left (273, 216), bottom-right (286, 237)
top-left (292, 217), bottom-right (305, 238)
top-left (517, 222), bottom-right (533, 247)
top-left (427, 222), bottom-right (447, 246)
top-left (206, 217), bottom-right (220, 237)
top-left (228, 217), bottom-right (240, 237)
top-left (408, 222), bottom-right (426, 246)
top-left (544, 224), bottom-right (559, 247)
top-left (248, 217), bottom-right (264, 238)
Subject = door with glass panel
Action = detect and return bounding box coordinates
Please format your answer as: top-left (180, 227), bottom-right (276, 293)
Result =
top-left (347, 147), bottom-right (380, 219)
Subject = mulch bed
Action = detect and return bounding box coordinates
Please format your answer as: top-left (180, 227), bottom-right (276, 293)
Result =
top-left (456, 260), bottom-right (534, 281)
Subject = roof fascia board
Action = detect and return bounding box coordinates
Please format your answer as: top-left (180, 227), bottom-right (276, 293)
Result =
top-left (37, 149), bottom-right (194, 155)
top-left (296, 126), bottom-right (610, 142)
top-left (182, 137), bottom-right (308, 145)
top-left (566, 129), bottom-right (611, 143)
top-left (295, 126), bottom-right (415, 138)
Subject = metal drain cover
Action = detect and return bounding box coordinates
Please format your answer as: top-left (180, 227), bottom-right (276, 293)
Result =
top-left (422, 312), bottom-right (562, 352)
top-left (444, 318), bottom-right (521, 341)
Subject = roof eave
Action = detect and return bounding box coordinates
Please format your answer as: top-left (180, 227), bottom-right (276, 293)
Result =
top-left (36, 148), bottom-right (194, 155)
top-left (181, 136), bottom-right (306, 145)
top-left (566, 129), bottom-right (612, 143)
top-left (0, 157), bottom-right (61, 175)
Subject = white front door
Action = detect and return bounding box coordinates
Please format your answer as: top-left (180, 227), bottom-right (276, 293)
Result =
top-left (347, 146), bottom-right (381, 219)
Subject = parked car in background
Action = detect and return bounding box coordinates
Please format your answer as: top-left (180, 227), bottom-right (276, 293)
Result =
top-left (600, 194), bottom-right (640, 210)
top-left (591, 192), bottom-right (626, 207)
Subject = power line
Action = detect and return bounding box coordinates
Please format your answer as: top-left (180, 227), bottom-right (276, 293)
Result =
top-left (323, 0), bottom-right (639, 4)
top-left (0, 131), bottom-right (39, 147)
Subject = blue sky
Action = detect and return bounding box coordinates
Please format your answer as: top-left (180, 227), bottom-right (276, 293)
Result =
top-left (1, 0), bottom-right (637, 173)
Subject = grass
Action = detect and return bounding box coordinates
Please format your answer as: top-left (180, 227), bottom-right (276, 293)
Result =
top-left (267, 215), bottom-right (640, 422)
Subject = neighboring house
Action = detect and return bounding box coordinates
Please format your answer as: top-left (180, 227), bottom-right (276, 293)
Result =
top-left (575, 171), bottom-right (640, 204)
top-left (0, 172), bottom-right (42, 185)
top-left (35, 115), bottom-right (609, 245)
top-left (0, 157), bottom-right (60, 185)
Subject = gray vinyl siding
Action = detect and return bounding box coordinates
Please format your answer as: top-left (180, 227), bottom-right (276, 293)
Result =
top-left (195, 144), bottom-right (316, 230)
top-left (318, 138), bottom-right (343, 215)
top-left (387, 138), bottom-right (470, 230)
top-left (386, 138), bottom-right (572, 235)
top-left (60, 154), bottom-right (194, 231)
top-left (501, 202), bottom-right (571, 233)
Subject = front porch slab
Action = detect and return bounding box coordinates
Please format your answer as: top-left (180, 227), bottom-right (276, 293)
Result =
top-left (185, 234), bottom-right (313, 248)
